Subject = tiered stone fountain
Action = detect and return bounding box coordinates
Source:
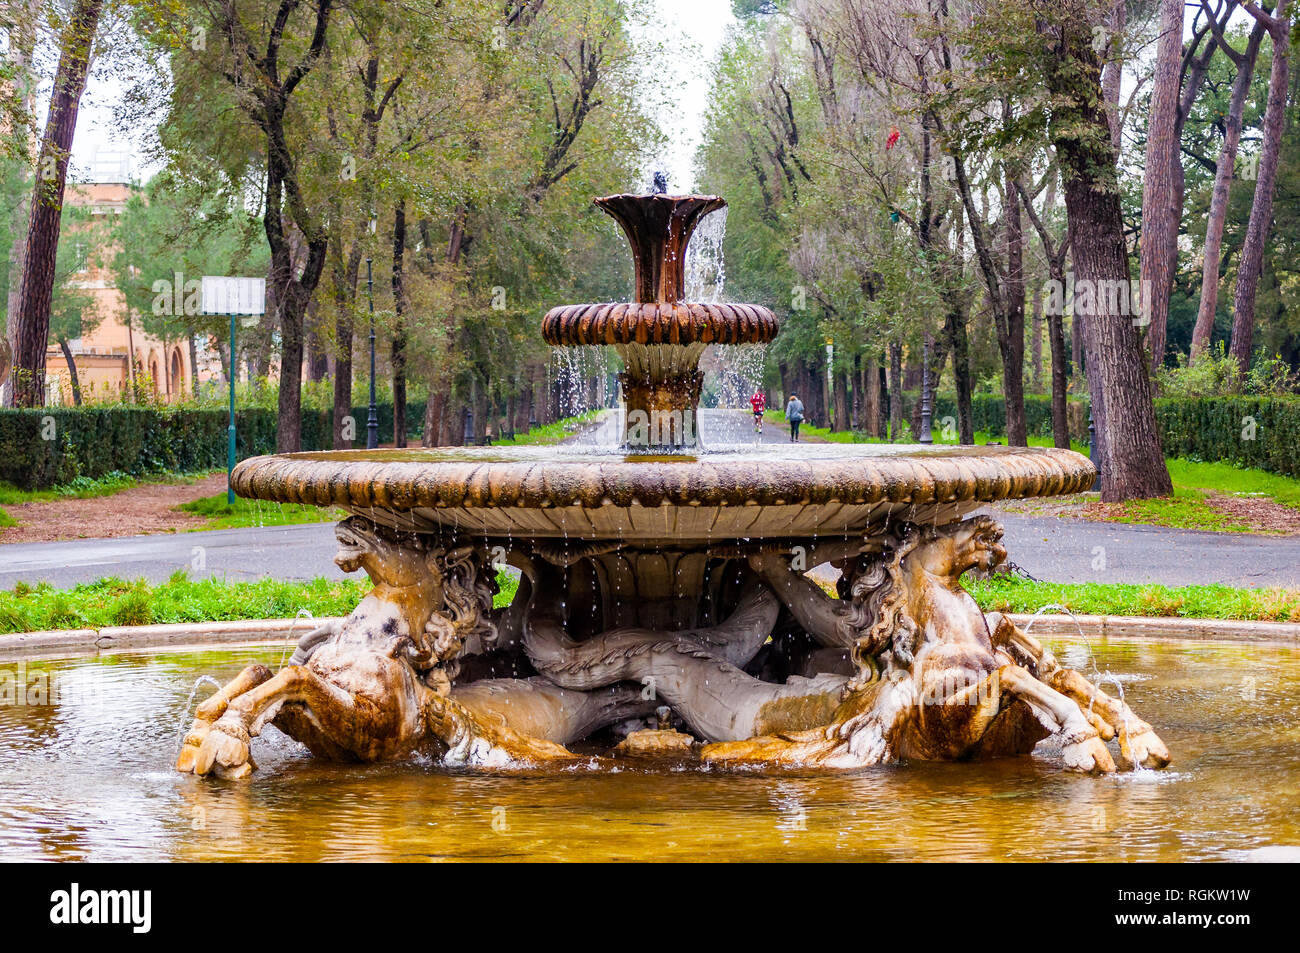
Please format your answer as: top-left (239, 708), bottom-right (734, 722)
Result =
top-left (177, 193), bottom-right (1170, 779)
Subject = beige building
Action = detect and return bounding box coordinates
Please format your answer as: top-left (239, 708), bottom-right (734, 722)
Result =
top-left (42, 179), bottom-right (200, 405)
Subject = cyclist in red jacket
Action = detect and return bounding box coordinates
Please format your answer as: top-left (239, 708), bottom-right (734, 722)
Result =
top-left (749, 390), bottom-right (766, 433)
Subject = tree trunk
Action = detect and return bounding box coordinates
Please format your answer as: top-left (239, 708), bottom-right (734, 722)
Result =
top-left (188, 334), bottom-right (199, 397)
top-left (58, 337), bottom-right (82, 406)
top-left (833, 371), bottom-right (850, 433)
top-left (1048, 5), bottom-right (1172, 500)
top-left (943, 302), bottom-right (975, 444)
top-left (863, 353), bottom-right (882, 438)
top-left (1030, 289), bottom-right (1043, 391)
top-left (391, 198), bottom-right (408, 448)
top-left (330, 229), bottom-right (362, 449)
top-left (1100, 0), bottom-right (1126, 154)
top-left (1138, 0), bottom-right (1185, 369)
top-left (887, 341), bottom-right (903, 442)
top-left (1046, 262), bottom-right (1071, 449)
top-left (1001, 162), bottom-right (1027, 446)
top-left (1230, 0), bottom-right (1291, 373)
top-left (423, 391), bottom-right (446, 448)
top-left (1192, 19), bottom-right (1266, 360)
top-left (12, 0), bottom-right (104, 407)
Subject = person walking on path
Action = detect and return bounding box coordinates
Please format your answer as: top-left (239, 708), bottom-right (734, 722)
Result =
top-left (749, 390), bottom-right (766, 433)
top-left (785, 394), bottom-right (804, 442)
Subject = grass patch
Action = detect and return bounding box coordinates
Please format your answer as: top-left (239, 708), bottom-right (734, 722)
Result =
top-left (761, 411), bottom-right (1091, 453)
top-left (1165, 458), bottom-right (1300, 509)
top-left (1081, 487), bottom-right (1261, 532)
top-left (2, 571), bottom-right (1291, 633)
top-left (179, 493), bottom-right (345, 530)
top-left (966, 573), bottom-right (1300, 622)
top-left (0, 570), bottom-right (521, 634)
top-left (490, 411), bottom-right (601, 446)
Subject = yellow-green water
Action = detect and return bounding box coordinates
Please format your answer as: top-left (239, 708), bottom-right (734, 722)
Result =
top-left (0, 638), bottom-right (1296, 861)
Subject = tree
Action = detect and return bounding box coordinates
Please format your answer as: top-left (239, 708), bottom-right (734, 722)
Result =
top-left (1035, 0), bottom-right (1172, 499)
top-left (1139, 0), bottom-right (1188, 369)
top-left (1230, 0), bottom-right (1291, 371)
top-left (11, 0), bottom-right (104, 407)
top-left (1190, 9), bottom-right (1267, 359)
top-left (48, 205), bottom-right (104, 405)
top-left (110, 174), bottom-right (268, 393)
top-left (135, 0), bottom-right (337, 447)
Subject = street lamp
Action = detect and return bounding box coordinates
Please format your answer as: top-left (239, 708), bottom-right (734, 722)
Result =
top-left (365, 255), bottom-right (378, 450)
top-left (919, 338), bottom-right (933, 444)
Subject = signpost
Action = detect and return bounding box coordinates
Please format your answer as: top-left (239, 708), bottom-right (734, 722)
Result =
top-left (201, 277), bottom-right (266, 504)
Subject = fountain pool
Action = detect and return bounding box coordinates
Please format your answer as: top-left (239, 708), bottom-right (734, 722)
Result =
top-left (2, 636), bottom-right (1297, 860)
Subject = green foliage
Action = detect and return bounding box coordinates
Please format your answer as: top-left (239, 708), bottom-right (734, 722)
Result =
top-left (966, 574), bottom-right (1300, 624)
top-left (1156, 343), bottom-right (1299, 398)
top-left (109, 583), bottom-right (153, 627)
top-left (179, 493), bottom-right (344, 530)
top-left (0, 571), bottom-right (519, 633)
top-left (1154, 395), bottom-right (1300, 478)
top-left (0, 401), bottom-right (426, 489)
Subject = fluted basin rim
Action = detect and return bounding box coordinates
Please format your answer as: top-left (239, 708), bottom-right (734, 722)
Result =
top-left (540, 301), bottom-right (778, 347)
top-left (232, 444), bottom-right (1096, 513)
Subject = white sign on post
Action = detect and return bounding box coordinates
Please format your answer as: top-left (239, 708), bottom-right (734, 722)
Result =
top-left (201, 276), bottom-right (266, 323)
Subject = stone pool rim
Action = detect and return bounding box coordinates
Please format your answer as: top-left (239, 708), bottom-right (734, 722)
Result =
top-left (3, 612), bottom-right (1298, 658)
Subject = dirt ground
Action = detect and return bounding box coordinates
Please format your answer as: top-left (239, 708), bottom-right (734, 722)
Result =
top-left (0, 474), bottom-right (227, 543)
top-left (1198, 493), bottom-right (1300, 534)
top-left (996, 491), bottom-right (1300, 535)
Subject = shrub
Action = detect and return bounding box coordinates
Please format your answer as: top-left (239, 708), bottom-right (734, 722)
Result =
top-left (0, 400), bottom-right (426, 489)
top-left (109, 585), bottom-right (153, 627)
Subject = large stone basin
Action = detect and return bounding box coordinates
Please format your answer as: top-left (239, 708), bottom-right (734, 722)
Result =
top-left (232, 442), bottom-right (1094, 543)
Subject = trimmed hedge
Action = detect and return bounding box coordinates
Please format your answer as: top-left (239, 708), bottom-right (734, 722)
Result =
top-left (901, 392), bottom-right (1091, 442)
top-left (1154, 396), bottom-right (1300, 478)
top-left (903, 392), bottom-right (1300, 480)
top-left (0, 402), bottom-right (426, 489)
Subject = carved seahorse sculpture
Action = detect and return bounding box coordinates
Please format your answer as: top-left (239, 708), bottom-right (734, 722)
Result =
top-left (703, 516), bottom-right (1172, 773)
top-left (176, 519), bottom-right (601, 777)
top-left (522, 562), bottom-right (848, 742)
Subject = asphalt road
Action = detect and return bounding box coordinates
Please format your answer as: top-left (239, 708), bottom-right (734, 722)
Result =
top-left (4, 408), bottom-right (1299, 590)
top-left (4, 503), bottom-right (1300, 591)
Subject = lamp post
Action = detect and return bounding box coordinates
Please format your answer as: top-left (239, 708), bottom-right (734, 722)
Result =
top-left (919, 338), bottom-right (933, 444)
top-left (1088, 409), bottom-right (1101, 492)
top-left (365, 255), bottom-right (378, 450)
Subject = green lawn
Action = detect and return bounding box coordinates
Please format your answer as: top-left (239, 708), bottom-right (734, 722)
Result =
top-left (490, 410), bottom-right (601, 446)
top-left (0, 571), bottom-right (521, 634)
top-left (966, 573), bottom-right (1300, 623)
top-left (0, 571), bottom-right (1290, 634)
top-left (179, 493), bottom-right (346, 530)
top-left (1166, 458), bottom-right (1300, 508)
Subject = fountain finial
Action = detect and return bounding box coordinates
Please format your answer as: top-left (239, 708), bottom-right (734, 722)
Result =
top-left (593, 192), bottom-right (726, 305)
top-left (651, 170), bottom-right (669, 194)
